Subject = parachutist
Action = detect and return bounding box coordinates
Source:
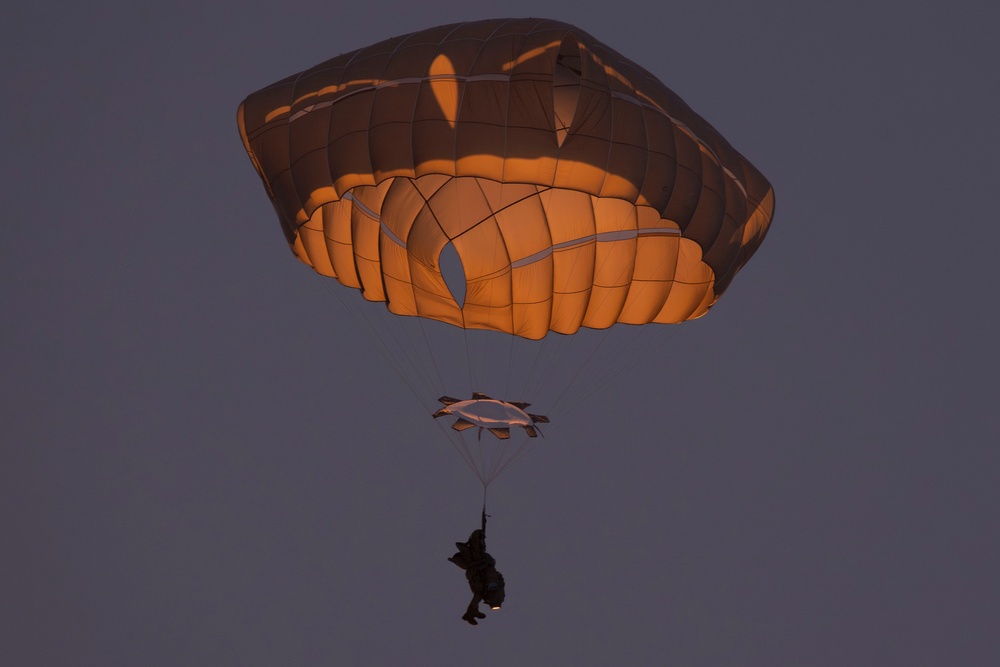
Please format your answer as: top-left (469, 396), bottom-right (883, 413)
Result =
top-left (449, 510), bottom-right (505, 625)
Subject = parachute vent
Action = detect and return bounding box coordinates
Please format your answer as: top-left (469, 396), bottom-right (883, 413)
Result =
top-left (554, 36), bottom-right (582, 147)
top-left (439, 242), bottom-right (466, 309)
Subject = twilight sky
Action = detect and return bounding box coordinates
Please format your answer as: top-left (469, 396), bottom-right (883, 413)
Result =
top-left (3, 1), bottom-right (998, 665)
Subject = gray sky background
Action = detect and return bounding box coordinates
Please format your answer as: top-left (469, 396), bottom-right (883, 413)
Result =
top-left (3, 1), bottom-right (998, 665)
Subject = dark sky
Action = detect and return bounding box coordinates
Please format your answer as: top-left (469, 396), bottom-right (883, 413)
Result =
top-left (4, 1), bottom-right (998, 665)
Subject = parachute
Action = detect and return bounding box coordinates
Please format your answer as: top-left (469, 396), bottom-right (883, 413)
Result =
top-left (238, 18), bottom-right (774, 484)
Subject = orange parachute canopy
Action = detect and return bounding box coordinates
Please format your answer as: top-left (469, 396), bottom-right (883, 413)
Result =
top-left (238, 18), bottom-right (774, 340)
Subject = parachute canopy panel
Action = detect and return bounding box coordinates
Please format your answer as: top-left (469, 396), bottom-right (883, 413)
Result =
top-left (238, 18), bottom-right (774, 339)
